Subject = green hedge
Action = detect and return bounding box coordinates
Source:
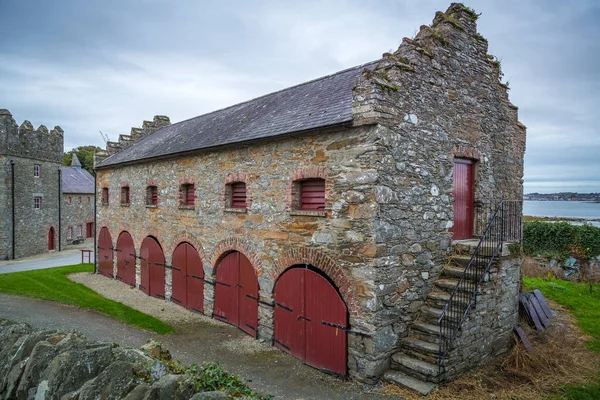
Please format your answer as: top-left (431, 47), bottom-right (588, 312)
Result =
top-left (522, 221), bottom-right (600, 259)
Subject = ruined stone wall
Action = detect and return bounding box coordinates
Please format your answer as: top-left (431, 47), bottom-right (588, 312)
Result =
top-left (0, 156), bottom-right (10, 260)
top-left (96, 125), bottom-right (386, 380)
top-left (347, 3), bottom-right (526, 379)
top-left (445, 255), bottom-right (521, 380)
top-left (0, 110), bottom-right (63, 259)
top-left (61, 192), bottom-right (94, 248)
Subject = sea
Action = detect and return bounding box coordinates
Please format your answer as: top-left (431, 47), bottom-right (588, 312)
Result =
top-left (523, 200), bottom-right (600, 227)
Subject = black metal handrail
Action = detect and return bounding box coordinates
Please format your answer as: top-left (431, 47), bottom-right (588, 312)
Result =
top-left (437, 200), bottom-right (522, 380)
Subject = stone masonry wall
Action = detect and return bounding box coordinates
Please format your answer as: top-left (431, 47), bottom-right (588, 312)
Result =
top-left (0, 110), bottom-right (63, 259)
top-left (61, 193), bottom-right (94, 248)
top-left (347, 4), bottom-right (526, 379)
top-left (96, 125), bottom-right (386, 380)
top-left (0, 156), bottom-right (10, 260)
top-left (444, 255), bottom-right (521, 380)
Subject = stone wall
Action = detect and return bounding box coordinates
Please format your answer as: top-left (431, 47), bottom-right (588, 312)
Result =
top-left (0, 156), bottom-right (10, 260)
top-left (0, 110), bottom-right (64, 259)
top-left (61, 193), bottom-right (94, 248)
top-left (444, 255), bottom-right (521, 380)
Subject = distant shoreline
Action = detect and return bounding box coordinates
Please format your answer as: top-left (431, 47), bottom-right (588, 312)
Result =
top-left (523, 215), bottom-right (600, 223)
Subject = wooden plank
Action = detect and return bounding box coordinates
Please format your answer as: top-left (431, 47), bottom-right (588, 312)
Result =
top-left (529, 296), bottom-right (551, 329)
top-left (514, 326), bottom-right (533, 352)
top-left (532, 289), bottom-right (554, 319)
top-left (520, 297), bottom-right (543, 331)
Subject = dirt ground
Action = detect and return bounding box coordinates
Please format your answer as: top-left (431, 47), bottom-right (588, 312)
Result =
top-left (0, 277), bottom-right (393, 400)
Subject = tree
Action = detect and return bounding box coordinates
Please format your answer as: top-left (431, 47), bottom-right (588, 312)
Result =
top-left (63, 145), bottom-right (103, 176)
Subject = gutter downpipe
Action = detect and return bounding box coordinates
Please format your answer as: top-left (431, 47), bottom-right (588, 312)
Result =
top-left (10, 160), bottom-right (15, 259)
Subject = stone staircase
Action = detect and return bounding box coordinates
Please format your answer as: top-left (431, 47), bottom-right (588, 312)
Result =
top-left (384, 240), bottom-right (489, 395)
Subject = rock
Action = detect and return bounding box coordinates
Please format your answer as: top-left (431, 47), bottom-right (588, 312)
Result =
top-left (3, 359), bottom-right (28, 399)
top-left (0, 330), bottom-right (55, 387)
top-left (149, 360), bottom-right (169, 382)
top-left (145, 374), bottom-right (189, 400)
top-left (40, 343), bottom-right (115, 399)
top-left (79, 361), bottom-right (138, 400)
top-left (188, 392), bottom-right (229, 400)
top-left (122, 383), bottom-right (151, 400)
top-left (140, 340), bottom-right (171, 361)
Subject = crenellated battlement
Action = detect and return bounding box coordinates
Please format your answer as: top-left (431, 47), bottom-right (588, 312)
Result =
top-left (95, 114), bottom-right (170, 166)
top-left (0, 109), bottom-right (64, 162)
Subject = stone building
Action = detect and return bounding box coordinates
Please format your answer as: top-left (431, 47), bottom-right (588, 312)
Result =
top-left (94, 4), bottom-right (526, 393)
top-left (61, 154), bottom-right (95, 247)
top-left (0, 110), bottom-right (95, 260)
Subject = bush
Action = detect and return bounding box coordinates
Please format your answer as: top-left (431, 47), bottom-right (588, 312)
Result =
top-left (523, 221), bottom-right (600, 259)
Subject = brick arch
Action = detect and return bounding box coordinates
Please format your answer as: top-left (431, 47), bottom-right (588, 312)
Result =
top-left (211, 237), bottom-right (264, 277)
top-left (135, 229), bottom-right (166, 253)
top-left (165, 232), bottom-right (209, 266)
top-left (116, 229), bottom-right (137, 252)
top-left (270, 247), bottom-right (360, 316)
top-left (97, 223), bottom-right (114, 246)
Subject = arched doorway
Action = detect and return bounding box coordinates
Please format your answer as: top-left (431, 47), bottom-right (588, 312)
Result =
top-left (47, 227), bottom-right (55, 250)
top-left (273, 265), bottom-right (348, 375)
top-left (171, 242), bottom-right (204, 313)
top-left (116, 231), bottom-right (136, 287)
top-left (140, 236), bottom-right (165, 299)
top-left (213, 251), bottom-right (258, 337)
top-left (97, 227), bottom-right (113, 277)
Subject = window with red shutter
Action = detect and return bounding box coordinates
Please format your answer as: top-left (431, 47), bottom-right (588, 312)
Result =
top-left (121, 186), bottom-right (130, 205)
top-left (146, 185), bottom-right (158, 205)
top-left (102, 188), bottom-right (109, 205)
top-left (231, 182), bottom-right (247, 208)
top-left (181, 184), bottom-right (195, 206)
top-left (300, 179), bottom-right (325, 211)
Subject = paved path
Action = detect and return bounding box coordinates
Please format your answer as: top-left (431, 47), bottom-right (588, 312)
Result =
top-left (0, 241), bottom-right (94, 274)
top-left (0, 294), bottom-right (392, 400)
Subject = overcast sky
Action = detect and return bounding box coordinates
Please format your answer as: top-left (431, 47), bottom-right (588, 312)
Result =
top-left (1, 0), bottom-right (598, 194)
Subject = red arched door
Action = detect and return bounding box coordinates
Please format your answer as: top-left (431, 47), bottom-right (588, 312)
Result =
top-left (171, 242), bottom-right (204, 313)
top-left (451, 158), bottom-right (475, 240)
top-left (116, 232), bottom-right (136, 287)
top-left (140, 237), bottom-right (165, 299)
top-left (274, 266), bottom-right (348, 375)
top-left (47, 227), bottom-right (55, 250)
top-left (97, 227), bottom-right (113, 277)
top-left (213, 251), bottom-right (258, 337)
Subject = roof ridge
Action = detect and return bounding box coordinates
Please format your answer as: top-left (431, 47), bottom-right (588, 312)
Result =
top-left (160, 60), bottom-right (378, 130)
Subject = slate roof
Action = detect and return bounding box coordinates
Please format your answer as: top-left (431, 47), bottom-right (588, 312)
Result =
top-left (61, 166), bottom-right (94, 194)
top-left (97, 61), bottom-right (377, 168)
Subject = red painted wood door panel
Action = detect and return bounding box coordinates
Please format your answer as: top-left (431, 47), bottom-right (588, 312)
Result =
top-left (273, 268), bottom-right (305, 360)
top-left (116, 232), bottom-right (136, 286)
top-left (48, 227), bottom-right (55, 250)
top-left (171, 243), bottom-right (204, 313)
top-left (213, 251), bottom-right (258, 337)
top-left (140, 237), bottom-right (165, 298)
top-left (98, 227), bottom-right (113, 277)
top-left (451, 159), bottom-right (475, 240)
top-left (273, 267), bottom-right (347, 375)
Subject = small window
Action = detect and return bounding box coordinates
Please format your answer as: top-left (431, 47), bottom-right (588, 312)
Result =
top-left (87, 196), bottom-right (91, 203)
top-left (146, 185), bottom-right (158, 205)
top-left (121, 186), bottom-right (130, 205)
top-left (180, 183), bottom-right (195, 206)
top-left (34, 164), bottom-right (40, 177)
top-left (77, 225), bottom-right (82, 237)
top-left (102, 188), bottom-right (109, 205)
top-left (67, 226), bottom-right (73, 240)
top-left (299, 179), bottom-right (326, 211)
top-left (78, 196), bottom-right (82, 203)
top-left (67, 196), bottom-right (72, 204)
top-left (34, 196), bottom-right (42, 209)
top-left (231, 182), bottom-right (247, 208)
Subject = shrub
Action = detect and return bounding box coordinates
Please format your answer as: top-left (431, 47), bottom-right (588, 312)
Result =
top-left (523, 221), bottom-right (600, 259)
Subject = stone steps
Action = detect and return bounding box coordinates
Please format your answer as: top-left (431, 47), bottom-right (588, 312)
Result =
top-left (390, 353), bottom-right (439, 382)
top-left (426, 290), bottom-right (471, 309)
top-left (383, 370), bottom-right (436, 396)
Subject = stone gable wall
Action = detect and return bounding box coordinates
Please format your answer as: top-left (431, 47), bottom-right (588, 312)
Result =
top-left (61, 192), bottom-right (94, 249)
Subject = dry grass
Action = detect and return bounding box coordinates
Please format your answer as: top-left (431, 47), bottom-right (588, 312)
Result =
top-left (522, 256), bottom-right (565, 280)
top-left (379, 302), bottom-right (600, 399)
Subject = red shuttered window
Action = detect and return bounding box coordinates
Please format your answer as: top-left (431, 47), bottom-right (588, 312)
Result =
top-left (121, 186), bottom-right (130, 205)
top-left (102, 188), bottom-right (109, 205)
top-left (300, 179), bottom-right (325, 211)
top-left (146, 185), bottom-right (158, 205)
top-left (231, 182), bottom-right (247, 209)
top-left (181, 184), bottom-right (195, 206)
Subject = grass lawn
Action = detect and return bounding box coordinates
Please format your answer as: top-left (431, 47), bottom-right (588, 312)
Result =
top-left (523, 277), bottom-right (600, 399)
top-left (0, 264), bottom-right (174, 334)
